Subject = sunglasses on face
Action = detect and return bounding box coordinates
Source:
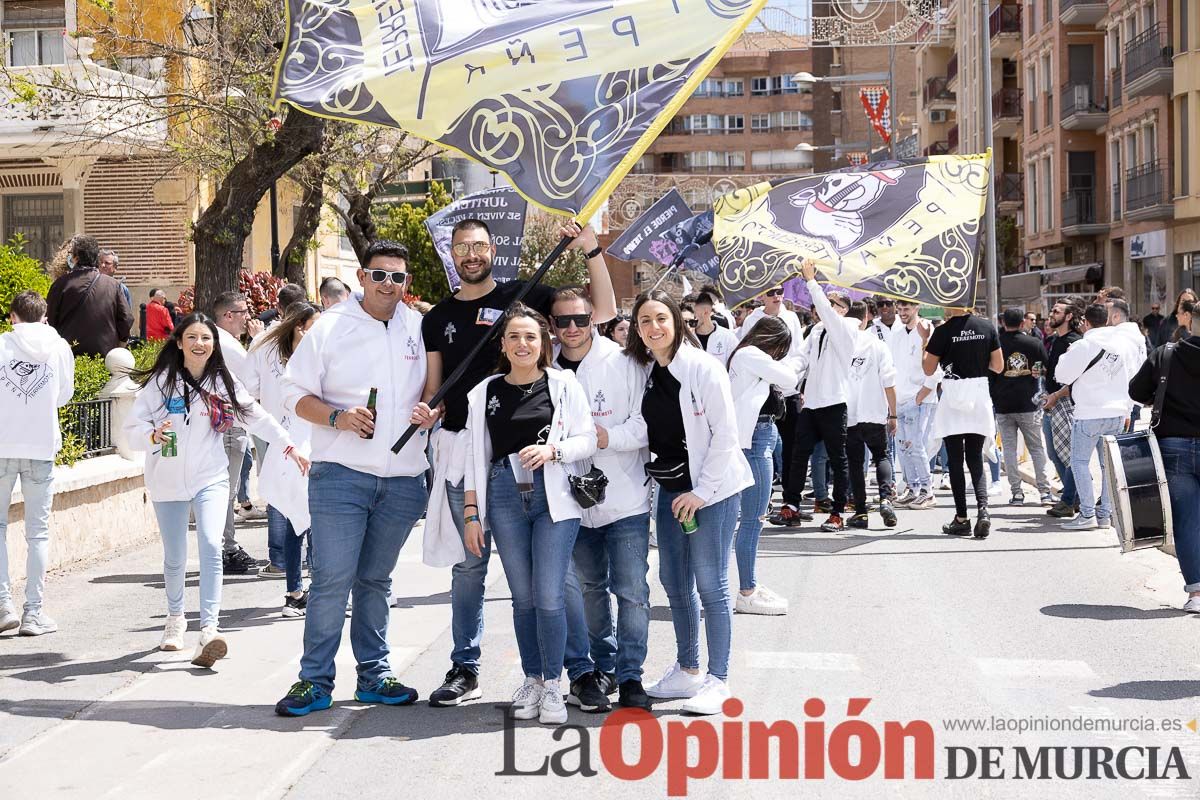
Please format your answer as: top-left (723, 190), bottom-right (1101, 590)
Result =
top-left (553, 313), bottom-right (592, 329)
top-left (452, 241), bottom-right (491, 257)
top-left (765, 289), bottom-right (784, 298)
top-left (367, 269), bottom-right (408, 284)
top-left (685, 318), bottom-right (698, 327)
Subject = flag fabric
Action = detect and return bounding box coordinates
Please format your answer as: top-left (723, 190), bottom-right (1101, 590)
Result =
top-left (782, 277), bottom-right (872, 309)
top-left (859, 86), bottom-right (892, 145)
top-left (606, 190), bottom-right (719, 278)
top-left (659, 210), bottom-right (720, 280)
top-left (713, 154), bottom-right (992, 310)
top-left (274, 0), bottom-right (767, 221)
top-left (424, 187), bottom-right (527, 290)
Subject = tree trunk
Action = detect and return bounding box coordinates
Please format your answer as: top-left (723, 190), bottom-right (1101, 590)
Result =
top-left (279, 177), bottom-right (324, 287)
top-left (344, 191), bottom-right (376, 264)
top-left (192, 109), bottom-right (326, 312)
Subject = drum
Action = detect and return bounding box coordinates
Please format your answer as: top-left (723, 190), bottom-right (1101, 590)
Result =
top-left (1102, 431), bottom-right (1171, 552)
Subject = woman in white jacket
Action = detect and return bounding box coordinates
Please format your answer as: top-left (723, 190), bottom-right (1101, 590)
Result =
top-left (726, 315), bottom-right (798, 616)
top-left (462, 305), bottom-right (596, 725)
top-left (126, 313), bottom-right (307, 668)
top-left (627, 290), bottom-right (752, 715)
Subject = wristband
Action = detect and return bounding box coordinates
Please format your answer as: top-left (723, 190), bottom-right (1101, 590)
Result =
top-left (464, 503), bottom-right (478, 510)
top-left (465, 514), bottom-right (481, 524)
top-left (584, 245), bottom-right (603, 260)
top-left (283, 445), bottom-right (295, 457)
top-left (329, 409), bottom-right (343, 429)
top-left (553, 446), bottom-right (563, 462)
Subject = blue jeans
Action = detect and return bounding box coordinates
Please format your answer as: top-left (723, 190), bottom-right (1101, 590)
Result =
top-left (810, 441), bottom-right (829, 500)
top-left (897, 400), bottom-right (934, 491)
top-left (447, 477), bottom-right (490, 673)
top-left (772, 434), bottom-right (783, 477)
top-left (1160, 438), bottom-right (1200, 592)
top-left (0, 458), bottom-right (54, 613)
top-left (565, 512), bottom-right (652, 683)
top-left (487, 460), bottom-right (580, 680)
top-left (656, 489), bottom-right (739, 680)
top-left (1042, 413), bottom-right (1077, 505)
top-left (299, 463), bottom-right (426, 694)
top-left (267, 505), bottom-right (306, 594)
top-left (736, 419), bottom-right (777, 591)
top-left (1070, 417), bottom-right (1124, 520)
top-left (152, 480), bottom-right (228, 628)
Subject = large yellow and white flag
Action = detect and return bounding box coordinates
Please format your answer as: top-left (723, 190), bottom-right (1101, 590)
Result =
top-left (273, 0), bottom-right (766, 220)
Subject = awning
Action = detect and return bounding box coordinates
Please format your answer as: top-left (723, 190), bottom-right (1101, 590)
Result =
top-left (1036, 263), bottom-right (1103, 286)
top-left (1000, 272), bottom-right (1041, 301)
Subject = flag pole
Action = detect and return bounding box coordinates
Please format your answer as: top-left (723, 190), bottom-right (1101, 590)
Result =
top-left (650, 241), bottom-right (702, 291)
top-left (390, 232), bottom-right (576, 455)
top-left (980, 0), bottom-right (1000, 320)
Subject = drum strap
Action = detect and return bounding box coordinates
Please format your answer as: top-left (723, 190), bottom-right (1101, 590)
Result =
top-left (1069, 349), bottom-right (1107, 388)
top-left (1150, 343), bottom-right (1177, 430)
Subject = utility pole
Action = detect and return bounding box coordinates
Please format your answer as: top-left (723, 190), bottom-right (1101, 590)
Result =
top-left (979, 0), bottom-right (1000, 319)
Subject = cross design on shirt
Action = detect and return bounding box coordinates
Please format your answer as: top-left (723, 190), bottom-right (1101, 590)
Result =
top-left (444, 322), bottom-right (457, 344)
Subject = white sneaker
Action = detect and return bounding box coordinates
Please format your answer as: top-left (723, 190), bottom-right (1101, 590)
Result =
top-left (682, 675), bottom-right (732, 715)
top-left (909, 490), bottom-right (936, 510)
top-left (892, 488), bottom-right (915, 507)
top-left (645, 662), bottom-right (704, 699)
top-left (160, 615), bottom-right (186, 651)
top-left (736, 586), bottom-right (788, 616)
top-left (1095, 517), bottom-right (1112, 530)
top-left (538, 679), bottom-right (568, 725)
top-left (1062, 515), bottom-right (1098, 530)
top-left (18, 610), bottom-right (57, 636)
top-left (237, 505), bottom-right (268, 521)
top-left (1184, 597), bottom-right (1200, 614)
top-left (510, 676), bottom-right (544, 720)
top-left (190, 626), bottom-right (228, 668)
top-left (0, 603), bottom-right (18, 634)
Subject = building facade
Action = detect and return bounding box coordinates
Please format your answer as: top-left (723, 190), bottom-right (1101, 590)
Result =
top-left (1172, 0), bottom-right (1200, 298)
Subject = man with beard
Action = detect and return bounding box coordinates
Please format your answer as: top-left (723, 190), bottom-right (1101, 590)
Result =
top-left (412, 217), bottom-right (616, 709)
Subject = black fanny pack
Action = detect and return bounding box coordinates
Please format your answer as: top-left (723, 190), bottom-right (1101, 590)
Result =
top-left (568, 466), bottom-right (609, 509)
top-left (645, 458), bottom-right (691, 492)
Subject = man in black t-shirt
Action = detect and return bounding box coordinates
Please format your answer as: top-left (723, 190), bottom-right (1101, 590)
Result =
top-left (412, 216), bottom-right (616, 708)
top-left (1041, 297), bottom-right (1085, 518)
top-left (990, 308), bottom-right (1052, 506)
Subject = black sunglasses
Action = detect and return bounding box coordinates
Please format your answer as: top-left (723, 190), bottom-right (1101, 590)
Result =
top-left (877, 300), bottom-right (894, 306)
top-left (685, 318), bottom-right (699, 327)
top-left (765, 288), bottom-right (784, 297)
top-left (367, 269), bottom-right (407, 284)
top-left (553, 313), bottom-right (592, 329)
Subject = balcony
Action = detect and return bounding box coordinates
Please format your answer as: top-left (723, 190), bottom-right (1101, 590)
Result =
top-left (946, 54), bottom-right (959, 90)
top-left (992, 88), bottom-right (1022, 138)
top-left (1112, 184), bottom-right (1122, 223)
top-left (1059, 0), bottom-right (1107, 26)
top-left (1108, 67), bottom-right (1122, 109)
top-left (948, 124), bottom-right (959, 153)
top-left (923, 76), bottom-right (956, 110)
top-left (924, 141), bottom-right (949, 157)
top-left (1061, 189), bottom-right (1109, 236)
top-left (998, 172), bottom-right (1023, 209)
top-left (1124, 24), bottom-right (1173, 97)
top-left (988, 4), bottom-right (1022, 59)
top-left (1060, 81), bottom-right (1107, 130)
top-left (1124, 161), bottom-right (1173, 221)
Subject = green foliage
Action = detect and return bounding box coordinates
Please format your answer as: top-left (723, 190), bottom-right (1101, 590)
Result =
top-left (132, 340), bottom-right (163, 373)
top-left (0, 240), bottom-right (51, 334)
top-left (373, 180), bottom-right (454, 303)
top-left (996, 214), bottom-right (1020, 275)
top-left (518, 210), bottom-right (588, 288)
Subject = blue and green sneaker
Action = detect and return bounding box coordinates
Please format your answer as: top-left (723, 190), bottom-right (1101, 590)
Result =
top-left (275, 680), bottom-right (332, 717)
top-left (355, 676), bottom-right (419, 706)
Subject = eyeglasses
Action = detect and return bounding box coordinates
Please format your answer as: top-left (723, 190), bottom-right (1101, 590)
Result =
top-left (367, 269), bottom-right (408, 284)
top-left (451, 241), bottom-right (491, 257)
top-left (553, 313), bottom-right (592, 329)
top-left (765, 288), bottom-right (784, 298)
top-left (229, 307), bottom-right (250, 317)
top-left (685, 318), bottom-right (698, 327)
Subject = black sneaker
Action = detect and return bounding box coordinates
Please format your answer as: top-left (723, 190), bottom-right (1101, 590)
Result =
top-left (820, 513), bottom-right (844, 532)
top-left (567, 671), bottom-right (611, 713)
top-left (942, 516), bottom-right (972, 536)
top-left (767, 505), bottom-right (812, 527)
top-left (617, 680), bottom-right (653, 711)
top-left (813, 499), bottom-right (833, 514)
top-left (222, 546), bottom-right (258, 575)
top-left (846, 513), bottom-right (869, 529)
top-left (973, 511), bottom-right (991, 539)
top-left (1046, 500), bottom-right (1075, 518)
top-left (596, 670), bottom-right (617, 696)
top-left (428, 664), bottom-right (482, 707)
top-left (282, 591), bottom-right (308, 618)
top-left (879, 500), bottom-right (898, 528)
top-left (1010, 491), bottom-right (1025, 506)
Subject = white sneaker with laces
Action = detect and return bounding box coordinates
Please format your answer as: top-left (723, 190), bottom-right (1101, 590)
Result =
top-left (1062, 515), bottom-right (1098, 530)
top-left (18, 609), bottom-right (56, 636)
top-left (160, 615), bottom-right (186, 651)
top-left (736, 586), bottom-right (788, 616)
top-left (1183, 597), bottom-right (1200, 614)
top-left (539, 679), bottom-right (568, 725)
top-left (682, 675), bottom-right (732, 715)
top-left (909, 490), bottom-right (936, 510)
top-left (645, 662), bottom-right (704, 699)
top-left (510, 676), bottom-right (544, 720)
top-left (190, 625), bottom-right (227, 668)
top-left (0, 603), bottom-right (18, 634)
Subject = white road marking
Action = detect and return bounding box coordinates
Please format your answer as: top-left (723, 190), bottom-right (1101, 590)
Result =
top-left (975, 658), bottom-right (1096, 678)
top-left (744, 651), bottom-right (861, 671)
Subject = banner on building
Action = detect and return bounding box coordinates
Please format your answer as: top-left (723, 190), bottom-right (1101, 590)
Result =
top-left (859, 86), bottom-right (892, 145)
top-left (425, 187), bottom-right (527, 290)
top-left (713, 153), bottom-right (992, 309)
top-left (274, 0), bottom-right (767, 221)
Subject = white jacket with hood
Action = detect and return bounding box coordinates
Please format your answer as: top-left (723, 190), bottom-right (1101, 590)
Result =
top-left (553, 334), bottom-right (651, 529)
top-left (699, 324), bottom-right (739, 366)
top-left (281, 293), bottom-right (428, 478)
top-left (1054, 325), bottom-right (1142, 420)
top-left (727, 344), bottom-right (801, 449)
top-left (464, 368), bottom-right (597, 531)
top-left (796, 278), bottom-right (859, 410)
top-left (0, 322), bottom-right (75, 461)
top-left (125, 372), bottom-right (292, 502)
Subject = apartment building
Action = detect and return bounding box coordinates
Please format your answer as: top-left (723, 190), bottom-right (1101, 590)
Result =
top-left (824, 37), bottom-right (919, 163)
top-left (1173, 0), bottom-right (1200, 296)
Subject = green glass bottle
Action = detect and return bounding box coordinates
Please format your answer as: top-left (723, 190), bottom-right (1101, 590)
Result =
top-left (365, 387), bottom-right (378, 440)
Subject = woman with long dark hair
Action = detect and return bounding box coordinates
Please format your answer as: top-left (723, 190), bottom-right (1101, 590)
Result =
top-left (246, 302), bottom-right (321, 616)
top-left (726, 316), bottom-right (797, 615)
top-left (126, 313), bottom-right (308, 668)
top-left (602, 315), bottom-right (630, 347)
top-left (462, 304), bottom-right (596, 724)
top-left (626, 290), bottom-right (751, 714)
top-left (1153, 289), bottom-right (1199, 347)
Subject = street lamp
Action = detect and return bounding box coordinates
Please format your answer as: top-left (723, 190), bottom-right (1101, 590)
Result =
top-left (181, 5), bottom-right (215, 47)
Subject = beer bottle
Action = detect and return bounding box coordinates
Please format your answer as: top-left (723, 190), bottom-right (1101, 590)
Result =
top-left (365, 387), bottom-right (378, 440)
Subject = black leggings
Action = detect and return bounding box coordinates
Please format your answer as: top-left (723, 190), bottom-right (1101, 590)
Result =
top-left (944, 433), bottom-right (987, 518)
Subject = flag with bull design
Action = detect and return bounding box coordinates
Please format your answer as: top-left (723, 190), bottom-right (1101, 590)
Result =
top-left (712, 153), bottom-right (991, 309)
top-left (273, 0), bottom-right (767, 221)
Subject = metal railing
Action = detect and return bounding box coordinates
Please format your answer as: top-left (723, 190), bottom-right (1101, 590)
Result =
top-left (999, 172), bottom-right (1023, 203)
top-left (1060, 81), bottom-right (1106, 119)
top-left (947, 53), bottom-right (959, 84)
top-left (948, 124), bottom-right (959, 151)
top-left (1062, 188), bottom-right (1099, 227)
top-left (62, 399), bottom-right (115, 458)
top-left (924, 141), bottom-right (949, 157)
top-left (989, 4), bottom-right (1022, 36)
top-left (923, 76), bottom-right (954, 105)
top-left (992, 87), bottom-right (1022, 119)
top-left (1125, 160), bottom-right (1170, 212)
top-left (1109, 67), bottom-right (1122, 108)
top-left (1125, 23), bottom-right (1173, 85)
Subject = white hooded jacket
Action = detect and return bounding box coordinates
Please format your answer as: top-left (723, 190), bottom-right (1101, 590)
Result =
top-left (1055, 325), bottom-right (1142, 420)
top-left (0, 323), bottom-right (75, 461)
top-left (797, 278), bottom-right (859, 410)
top-left (728, 345), bottom-right (801, 449)
top-left (847, 330), bottom-right (897, 427)
top-left (698, 324), bottom-right (739, 367)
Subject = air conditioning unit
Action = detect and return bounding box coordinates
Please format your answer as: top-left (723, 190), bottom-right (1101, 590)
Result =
top-left (930, 110), bottom-right (949, 123)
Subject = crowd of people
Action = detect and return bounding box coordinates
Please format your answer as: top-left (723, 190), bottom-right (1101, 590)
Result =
top-left (1, 222), bottom-right (1198, 728)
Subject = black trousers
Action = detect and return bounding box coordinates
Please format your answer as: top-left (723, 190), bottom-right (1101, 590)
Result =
top-left (784, 403), bottom-right (849, 514)
top-left (945, 433), bottom-right (987, 518)
top-left (776, 395), bottom-right (803, 489)
top-left (847, 422), bottom-right (894, 514)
